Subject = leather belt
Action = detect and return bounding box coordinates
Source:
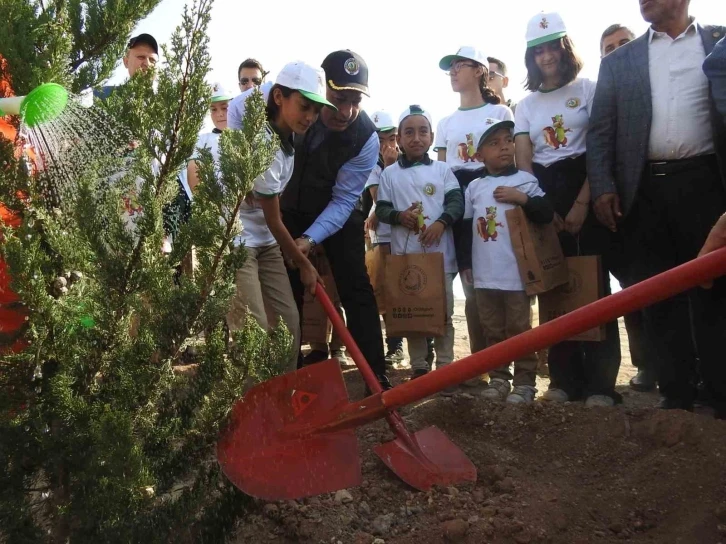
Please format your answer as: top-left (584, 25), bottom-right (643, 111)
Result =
top-left (647, 154), bottom-right (718, 177)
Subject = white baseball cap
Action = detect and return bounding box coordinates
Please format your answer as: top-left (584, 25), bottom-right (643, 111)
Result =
top-left (370, 110), bottom-right (396, 132)
top-left (210, 82), bottom-right (233, 102)
top-left (398, 105), bottom-right (433, 128)
top-left (275, 61), bottom-right (336, 109)
top-left (439, 46), bottom-right (489, 71)
top-left (526, 11), bottom-right (568, 48)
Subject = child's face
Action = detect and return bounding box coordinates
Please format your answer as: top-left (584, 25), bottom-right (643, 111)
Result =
top-left (210, 101), bottom-right (229, 130)
top-left (397, 116), bottom-right (432, 160)
top-left (378, 129), bottom-right (398, 153)
top-left (476, 128), bottom-right (514, 172)
top-left (277, 90), bottom-right (323, 135)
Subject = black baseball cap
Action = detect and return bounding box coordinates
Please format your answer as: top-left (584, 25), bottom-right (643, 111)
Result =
top-left (127, 33), bottom-right (158, 55)
top-left (321, 50), bottom-right (369, 96)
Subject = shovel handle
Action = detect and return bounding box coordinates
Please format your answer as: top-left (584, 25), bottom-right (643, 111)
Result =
top-left (382, 247), bottom-right (726, 410)
top-left (314, 283), bottom-right (383, 394)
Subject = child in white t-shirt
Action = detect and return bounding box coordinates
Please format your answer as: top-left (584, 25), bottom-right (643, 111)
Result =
top-left (461, 119), bottom-right (554, 403)
top-left (192, 62), bottom-right (336, 372)
top-left (376, 106), bottom-right (464, 389)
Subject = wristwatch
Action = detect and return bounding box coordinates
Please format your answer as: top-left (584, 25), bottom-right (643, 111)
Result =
top-left (301, 234), bottom-right (317, 249)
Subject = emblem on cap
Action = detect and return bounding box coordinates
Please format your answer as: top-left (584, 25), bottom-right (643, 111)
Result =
top-left (424, 183), bottom-right (436, 196)
top-left (540, 17), bottom-right (548, 29)
top-left (213, 83), bottom-right (219, 92)
top-left (486, 119), bottom-right (494, 124)
top-left (373, 114), bottom-right (379, 123)
top-left (566, 97), bottom-right (580, 109)
top-left (344, 58), bottom-right (360, 76)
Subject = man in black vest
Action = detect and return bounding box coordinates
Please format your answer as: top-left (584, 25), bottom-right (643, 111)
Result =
top-left (281, 50), bottom-right (391, 389)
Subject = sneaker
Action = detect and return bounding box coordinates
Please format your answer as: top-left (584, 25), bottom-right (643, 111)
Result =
top-left (541, 388), bottom-right (569, 403)
top-left (384, 348), bottom-right (404, 366)
top-left (302, 349), bottom-right (329, 366)
top-left (331, 349), bottom-right (354, 368)
top-left (439, 385), bottom-right (459, 397)
top-left (585, 395), bottom-right (614, 408)
top-left (506, 385), bottom-right (536, 404)
top-left (425, 349), bottom-right (435, 367)
top-left (480, 378), bottom-right (511, 401)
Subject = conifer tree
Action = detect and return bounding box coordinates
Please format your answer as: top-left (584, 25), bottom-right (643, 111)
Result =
top-left (0, 1), bottom-right (286, 541)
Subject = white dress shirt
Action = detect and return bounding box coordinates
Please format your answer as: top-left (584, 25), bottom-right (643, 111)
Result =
top-left (648, 20), bottom-right (715, 161)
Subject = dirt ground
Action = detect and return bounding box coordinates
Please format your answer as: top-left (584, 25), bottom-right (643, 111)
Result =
top-left (232, 300), bottom-right (726, 544)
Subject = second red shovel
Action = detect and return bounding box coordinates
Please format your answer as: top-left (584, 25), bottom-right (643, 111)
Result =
top-left (314, 282), bottom-right (477, 492)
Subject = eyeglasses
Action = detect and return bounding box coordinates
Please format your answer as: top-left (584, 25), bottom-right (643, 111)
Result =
top-left (239, 77), bottom-right (262, 86)
top-left (488, 71), bottom-right (505, 81)
top-left (446, 61), bottom-right (478, 75)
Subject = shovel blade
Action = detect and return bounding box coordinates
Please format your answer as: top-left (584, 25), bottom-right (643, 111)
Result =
top-left (217, 359), bottom-right (361, 500)
top-left (374, 426), bottom-right (477, 491)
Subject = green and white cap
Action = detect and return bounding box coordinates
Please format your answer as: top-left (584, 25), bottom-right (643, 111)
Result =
top-left (439, 46), bottom-right (488, 71)
top-left (476, 118), bottom-right (515, 149)
top-left (526, 11), bottom-right (568, 48)
top-left (370, 110), bottom-right (396, 132)
top-left (210, 82), bottom-right (233, 102)
top-left (276, 61), bottom-right (337, 109)
top-left (398, 105), bottom-right (433, 127)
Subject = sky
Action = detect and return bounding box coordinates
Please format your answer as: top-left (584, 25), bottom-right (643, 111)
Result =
top-left (109, 0), bottom-right (724, 129)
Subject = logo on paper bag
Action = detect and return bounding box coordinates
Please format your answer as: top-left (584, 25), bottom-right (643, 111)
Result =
top-left (561, 269), bottom-right (582, 295)
top-left (399, 265), bottom-right (427, 295)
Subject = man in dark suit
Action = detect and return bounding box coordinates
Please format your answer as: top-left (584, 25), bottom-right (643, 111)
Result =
top-left (704, 37), bottom-right (726, 122)
top-left (588, 0), bottom-right (726, 416)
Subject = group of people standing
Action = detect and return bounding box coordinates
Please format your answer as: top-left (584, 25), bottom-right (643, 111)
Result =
top-left (111, 0), bottom-right (726, 418)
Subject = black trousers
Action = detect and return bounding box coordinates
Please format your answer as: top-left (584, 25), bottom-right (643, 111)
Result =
top-left (608, 231), bottom-right (656, 372)
top-left (283, 209), bottom-right (387, 376)
top-left (624, 155), bottom-right (726, 410)
top-left (534, 157), bottom-right (622, 400)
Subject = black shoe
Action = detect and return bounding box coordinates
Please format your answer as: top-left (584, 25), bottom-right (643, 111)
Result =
top-left (410, 369), bottom-right (428, 380)
top-left (629, 369), bottom-right (657, 392)
top-left (657, 396), bottom-right (694, 411)
top-left (363, 374), bottom-right (392, 396)
top-left (425, 350), bottom-right (435, 367)
top-left (302, 349), bottom-right (329, 366)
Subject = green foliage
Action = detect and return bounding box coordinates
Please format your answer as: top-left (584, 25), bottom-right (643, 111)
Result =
top-left (0, 0), bottom-right (163, 96)
top-left (0, 1), bottom-right (286, 541)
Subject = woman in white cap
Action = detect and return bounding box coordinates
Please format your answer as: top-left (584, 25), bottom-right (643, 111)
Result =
top-left (222, 61), bottom-right (337, 372)
top-left (514, 12), bottom-right (621, 407)
top-left (434, 46), bottom-right (514, 378)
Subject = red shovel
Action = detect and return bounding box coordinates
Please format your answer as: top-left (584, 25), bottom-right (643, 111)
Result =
top-left (217, 247), bottom-right (726, 501)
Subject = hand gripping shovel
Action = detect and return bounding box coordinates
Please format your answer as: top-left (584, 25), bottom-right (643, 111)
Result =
top-left (217, 248), bottom-right (726, 500)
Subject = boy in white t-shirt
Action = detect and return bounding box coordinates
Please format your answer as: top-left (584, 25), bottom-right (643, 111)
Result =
top-left (376, 106), bottom-right (464, 389)
top-left (461, 119), bottom-right (554, 403)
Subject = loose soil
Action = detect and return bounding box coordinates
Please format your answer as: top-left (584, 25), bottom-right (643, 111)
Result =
top-left (232, 302), bottom-right (726, 544)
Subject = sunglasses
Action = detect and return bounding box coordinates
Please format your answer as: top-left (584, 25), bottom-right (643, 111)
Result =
top-left (488, 71), bottom-right (505, 81)
top-left (239, 77), bottom-right (262, 86)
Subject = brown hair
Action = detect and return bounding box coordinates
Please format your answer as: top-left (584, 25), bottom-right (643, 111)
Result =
top-left (487, 56), bottom-right (508, 76)
top-left (523, 36), bottom-right (583, 92)
top-left (477, 64), bottom-right (501, 105)
top-left (265, 84), bottom-right (295, 122)
top-left (238, 58), bottom-right (265, 80)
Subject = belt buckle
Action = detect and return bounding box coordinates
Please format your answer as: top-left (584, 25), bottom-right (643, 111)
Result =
top-left (650, 161), bottom-right (668, 177)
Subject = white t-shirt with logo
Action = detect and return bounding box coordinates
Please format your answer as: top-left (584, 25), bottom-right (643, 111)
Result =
top-left (434, 103), bottom-right (514, 172)
top-left (377, 160), bottom-right (460, 274)
top-left (365, 163), bottom-right (392, 244)
top-left (237, 128), bottom-right (294, 248)
top-left (463, 169), bottom-right (546, 291)
top-left (514, 78), bottom-right (596, 167)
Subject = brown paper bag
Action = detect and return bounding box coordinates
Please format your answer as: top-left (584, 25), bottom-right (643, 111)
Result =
top-left (301, 252), bottom-right (340, 344)
top-left (506, 207), bottom-right (569, 295)
top-left (384, 252), bottom-right (446, 337)
top-left (365, 244), bottom-right (389, 314)
top-left (538, 255), bottom-right (605, 341)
